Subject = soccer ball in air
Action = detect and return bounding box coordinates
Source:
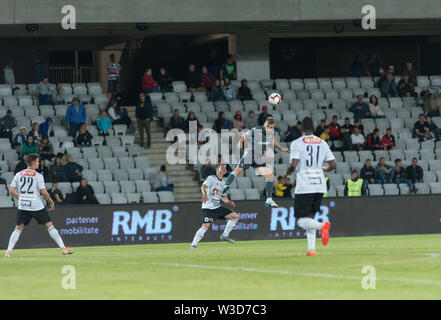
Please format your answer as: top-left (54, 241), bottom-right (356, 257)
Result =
top-left (268, 92), bottom-right (282, 106)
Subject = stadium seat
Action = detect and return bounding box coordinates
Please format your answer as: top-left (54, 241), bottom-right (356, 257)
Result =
top-left (368, 184), bottom-right (384, 196)
top-left (229, 189), bottom-right (246, 200)
top-left (97, 170), bottom-right (113, 182)
top-left (157, 191), bottom-right (174, 202)
top-left (142, 192), bottom-right (158, 203)
top-left (429, 183), bottom-right (441, 194)
top-left (104, 181), bottom-right (120, 194)
top-left (111, 193), bottom-right (128, 204)
top-left (383, 184), bottom-right (399, 195)
top-left (103, 157), bottom-right (119, 170)
top-left (95, 193), bottom-right (111, 205)
top-left (244, 188), bottom-right (261, 200)
top-left (126, 193), bottom-right (141, 204)
top-left (113, 169), bottom-right (129, 181)
top-left (415, 182), bottom-right (430, 194)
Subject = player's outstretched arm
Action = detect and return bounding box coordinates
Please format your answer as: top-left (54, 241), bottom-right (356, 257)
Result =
top-left (284, 159), bottom-right (299, 178)
top-left (221, 196), bottom-right (235, 207)
top-left (201, 184), bottom-right (209, 203)
top-left (40, 188), bottom-right (55, 211)
top-left (323, 160), bottom-right (337, 173)
top-left (10, 187), bottom-right (19, 200)
top-left (273, 138), bottom-right (289, 152)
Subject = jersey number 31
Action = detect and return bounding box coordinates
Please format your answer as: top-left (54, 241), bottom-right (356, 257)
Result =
top-left (306, 145), bottom-right (320, 167)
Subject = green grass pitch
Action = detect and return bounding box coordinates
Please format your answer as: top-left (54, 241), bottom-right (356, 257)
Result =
top-left (1, 234), bottom-right (441, 299)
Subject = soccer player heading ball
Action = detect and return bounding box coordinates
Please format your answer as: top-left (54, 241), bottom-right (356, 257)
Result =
top-left (284, 117), bottom-right (336, 256)
top-left (5, 154), bottom-right (73, 257)
top-left (221, 117), bottom-right (289, 208)
top-left (190, 163), bottom-right (239, 248)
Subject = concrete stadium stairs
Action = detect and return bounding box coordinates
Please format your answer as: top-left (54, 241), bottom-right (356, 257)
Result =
top-left (127, 107), bottom-right (201, 202)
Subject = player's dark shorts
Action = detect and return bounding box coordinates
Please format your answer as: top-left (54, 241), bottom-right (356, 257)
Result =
top-left (16, 208), bottom-right (52, 226)
top-left (236, 153), bottom-right (267, 170)
top-left (201, 206), bottom-right (233, 224)
top-left (294, 193), bottom-right (324, 218)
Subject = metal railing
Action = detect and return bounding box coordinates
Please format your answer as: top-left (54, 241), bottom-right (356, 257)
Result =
top-left (49, 64), bottom-right (95, 83)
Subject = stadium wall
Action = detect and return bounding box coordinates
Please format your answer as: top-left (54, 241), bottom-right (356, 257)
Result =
top-left (1, 195), bottom-right (440, 249)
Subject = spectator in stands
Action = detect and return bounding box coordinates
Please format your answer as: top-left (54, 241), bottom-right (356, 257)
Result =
top-left (403, 61), bottom-right (418, 86)
top-left (39, 117), bottom-right (53, 137)
top-left (185, 111), bottom-right (199, 133)
top-left (220, 54), bottom-right (237, 80)
top-left (66, 97), bottom-right (86, 137)
top-left (214, 111), bottom-right (232, 133)
top-left (154, 165), bottom-right (174, 192)
top-left (328, 115), bottom-right (341, 141)
top-left (97, 110), bottom-right (112, 136)
top-left (376, 67), bottom-right (387, 88)
top-left (406, 158), bottom-right (423, 190)
top-left (64, 154), bottom-right (83, 183)
top-left (32, 54), bottom-right (48, 83)
top-left (258, 105), bottom-right (272, 126)
top-left (3, 59), bottom-right (15, 85)
top-left (157, 67), bottom-right (173, 92)
top-left (366, 53), bottom-right (382, 78)
top-left (368, 95), bottom-right (385, 119)
top-left (349, 54), bottom-right (364, 78)
top-left (28, 122), bottom-right (42, 142)
top-left (0, 109), bottom-right (16, 142)
top-left (381, 73), bottom-right (398, 98)
top-left (38, 136), bottom-right (54, 161)
top-left (49, 181), bottom-right (65, 206)
top-left (76, 123), bottom-right (93, 147)
top-left (380, 128), bottom-right (395, 150)
top-left (107, 53), bottom-right (121, 94)
top-left (237, 79), bottom-right (253, 101)
top-left (200, 159), bottom-right (216, 180)
top-left (315, 119), bottom-right (326, 136)
top-left (200, 66), bottom-right (216, 91)
top-left (339, 127), bottom-right (352, 151)
top-left (341, 117), bottom-right (354, 133)
top-left (393, 159), bottom-right (413, 190)
top-left (375, 157), bottom-right (394, 184)
top-left (15, 154), bottom-right (28, 174)
top-left (108, 99), bottom-right (132, 128)
top-left (366, 128), bottom-right (382, 150)
top-left (170, 109), bottom-right (185, 131)
top-left (232, 111), bottom-right (244, 131)
top-left (37, 158), bottom-right (50, 181)
top-left (51, 82), bottom-right (66, 105)
top-left (274, 176), bottom-right (287, 198)
top-left (353, 119), bottom-right (364, 135)
top-left (245, 111), bottom-right (257, 129)
top-left (360, 159), bottom-right (376, 188)
top-left (75, 178), bottom-right (99, 205)
top-left (136, 92), bottom-right (153, 148)
top-left (211, 80), bottom-right (225, 102)
top-left (426, 115), bottom-right (441, 141)
top-left (207, 49), bottom-right (221, 79)
top-left (13, 126), bottom-right (27, 149)
top-left (21, 135), bottom-right (38, 157)
top-left (38, 77), bottom-right (50, 105)
top-left (387, 65), bottom-right (396, 77)
top-left (223, 78), bottom-right (236, 102)
top-left (344, 170), bottom-right (366, 196)
top-left (351, 126), bottom-right (365, 151)
top-left (319, 125), bottom-right (330, 142)
top-left (414, 113), bottom-right (431, 142)
top-left (420, 86), bottom-right (441, 116)
top-left (282, 177), bottom-right (295, 198)
top-left (350, 94), bottom-right (370, 119)
top-left (50, 153), bottom-right (67, 182)
top-left (397, 74), bottom-right (416, 98)
top-left (186, 64), bottom-right (205, 93)
top-left (142, 68), bottom-right (160, 94)
top-left (284, 121), bottom-right (302, 142)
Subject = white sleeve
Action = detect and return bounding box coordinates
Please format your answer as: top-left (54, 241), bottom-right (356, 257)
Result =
top-left (10, 173), bottom-right (19, 188)
top-left (202, 176), bottom-right (213, 189)
top-left (37, 174), bottom-right (45, 191)
top-left (289, 140), bottom-right (300, 161)
top-left (324, 143), bottom-right (335, 161)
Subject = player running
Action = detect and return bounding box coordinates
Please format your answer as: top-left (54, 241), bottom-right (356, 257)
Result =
top-left (221, 117), bottom-right (288, 208)
top-left (284, 117), bottom-right (336, 256)
top-left (190, 163), bottom-right (239, 249)
top-left (5, 154), bottom-right (73, 257)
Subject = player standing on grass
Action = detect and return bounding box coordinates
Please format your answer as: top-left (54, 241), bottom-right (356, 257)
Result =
top-left (284, 117), bottom-right (336, 256)
top-left (190, 163), bottom-right (239, 249)
top-left (221, 117), bottom-right (288, 208)
top-left (4, 154), bottom-right (73, 257)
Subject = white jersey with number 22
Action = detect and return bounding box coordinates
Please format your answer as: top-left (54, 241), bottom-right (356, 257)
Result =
top-left (289, 135), bottom-right (335, 194)
top-left (11, 169), bottom-right (45, 211)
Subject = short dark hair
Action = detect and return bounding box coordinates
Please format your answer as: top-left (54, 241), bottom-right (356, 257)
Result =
top-left (302, 117), bottom-right (314, 131)
top-left (365, 159), bottom-right (371, 163)
top-left (395, 158), bottom-right (402, 164)
top-left (26, 154), bottom-right (39, 166)
top-left (160, 165), bottom-right (166, 172)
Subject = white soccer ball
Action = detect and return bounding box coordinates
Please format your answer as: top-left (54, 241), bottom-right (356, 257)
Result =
top-left (268, 92), bottom-right (282, 106)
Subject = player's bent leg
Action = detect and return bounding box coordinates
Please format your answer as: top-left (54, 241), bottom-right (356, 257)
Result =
top-left (5, 225), bottom-right (24, 257)
top-left (258, 167), bottom-right (278, 208)
top-left (190, 223), bottom-right (210, 249)
top-left (220, 213), bottom-right (238, 243)
top-left (44, 222), bottom-right (73, 255)
top-left (222, 167), bottom-right (243, 195)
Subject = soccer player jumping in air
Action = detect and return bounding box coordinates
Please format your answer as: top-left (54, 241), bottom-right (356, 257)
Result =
top-left (284, 117), bottom-right (336, 256)
top-left (221, 117), bottom-right (288, 208)
top-left (5, 154), bottom-right (73, 257)
top-left (190, 163), bottom-right (239, 249)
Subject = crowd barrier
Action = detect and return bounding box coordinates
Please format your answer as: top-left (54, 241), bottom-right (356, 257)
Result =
top-left (1, 195), bottom-right (440, 249)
